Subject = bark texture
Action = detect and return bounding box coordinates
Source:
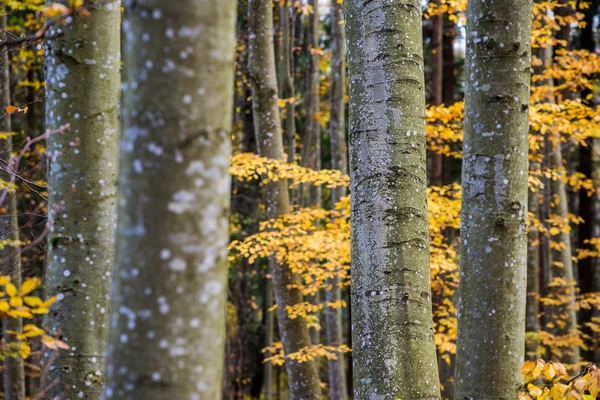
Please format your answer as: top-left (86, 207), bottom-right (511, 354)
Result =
top-left (455, 0), bottom-right (532, 397)
top-left (345, 1), bottom-right (441, 398)
top-left (248, 0), bottom-right (321, 398)
top-left (0, 8), bottom-right (25, 399)
top-left (325, 1), bottom-right (348, 398)
top-left (44, 1), bottom-right (120, 397)
top-left (103, 1), bottom-right (236, 399)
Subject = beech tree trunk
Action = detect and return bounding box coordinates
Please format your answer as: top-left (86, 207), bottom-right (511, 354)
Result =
top-left (455, 0), bottom-right (532, 397)
top-left (248, 0), bottom-right (321, 398)
top-left (103, 1), bottom-right (236, 398)
top-left (0, 9), bottom-right (25, 400)
top-left (300, 0), bottom-right (321, 209)
top-left (526, 179), bottom-right (541, 360)
top-left (279, 0), bottom-right (296, 164)
top-left (325, 1), bottom-right (348, 399)
top-left (430, 1), bottom-right (443, 187)
top-left (345, 1), bottom-right (441, 398)
top-left (44, 1), bottom-right (120, 397)
top-left (549, 134), bottom-right (580, 365)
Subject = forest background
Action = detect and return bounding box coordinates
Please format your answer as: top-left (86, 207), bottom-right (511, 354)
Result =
top-left (0, 0), bottom-right (600, 399)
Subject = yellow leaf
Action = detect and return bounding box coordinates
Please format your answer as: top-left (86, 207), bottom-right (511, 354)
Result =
top-left (5, 282), bottom-right (16, 297)
top-left (0, 276), bottom-right (10, 286)
top-left (574, 378), bottom-right (588, 391)
top-left (10, 296), bottom-right (23, 307)
top-left (23, 296), bottom-right (42, 307)
top-left (542, 362), bottom-right (556, 380)
top-left (0, 300), bottom-right (9, 312)
top-left (8, 309), bottom-right (32, 319)
top-left (19, 278), bottom-right (40, 296)
top-left (4, 106), bottom-right (17, 114)
top-left (19, 342), bottom-right (31, 359)
top-left (522, 360), bottom-right (537, 375)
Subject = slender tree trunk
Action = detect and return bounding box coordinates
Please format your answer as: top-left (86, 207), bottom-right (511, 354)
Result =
top-left (345, 1), bottom-right (440, 398)
top-left (104, 1), bottom-right (236, 398)
top-left (0, 9), bottom-right (25, 400)
top-left (442, 16), bottom-right (456, 107)
top-left (430, 1), bottom-right (443, 187)
top-left (527, 176), bottom-right (541, 360)
top-left (455, 0), bottom-right (532, 397)
top-left (549, 133), bottom-right (581, 365)
top-left (248, 0), bottom-right (321, 398)
top-left (263, 277), bottom-right (274, 400)
top-left (279, 0), bottom-right (296, 164)
top-left (44, 1), bottom-right (120, 397)
top-left (325, 1), bottom-right (348, 399)
top-left (300, 0), bottom-right (321, 207)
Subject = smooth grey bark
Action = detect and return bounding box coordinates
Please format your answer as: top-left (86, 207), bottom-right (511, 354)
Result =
top-left (345, 1), bottom-right (441, 399)
top-left (44, 1), bottom-right (120, 397)
top-left (430, 0), bottom-right (443, 187)
top-left (0, 8), bottom-right (25, 399)
top-left (455, 0), bottom-right (532, 397)
top-left (103, 1), bottom-right (236, 399)
top-left (248, 0), bottom-right (321, 398)
top-left (279, 0), bottom-right (296, 165)
top-left (526, 181), bottom-right (541, 360)
top-left (548, 134), bottom-right (580, 365)
top-left (325, 1), bottom-right (348, 399)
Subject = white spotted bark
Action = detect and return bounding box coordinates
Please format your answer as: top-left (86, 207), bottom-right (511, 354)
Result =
top-left (103, 1), bottom-right (236, 399)
top-left (44, 1), bottom-right (120, 397)
top-left (345, 0), bottom-right (441, 398)
top-left (455, 0), bottom-right (533, 397)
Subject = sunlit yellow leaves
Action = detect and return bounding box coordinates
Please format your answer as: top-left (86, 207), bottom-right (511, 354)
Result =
top-left (230, 153), bottom-right (349, 189)
top-left (521, 361), bottom-right (600, 400)
top-left (262, 341), bottom-right (351, 366)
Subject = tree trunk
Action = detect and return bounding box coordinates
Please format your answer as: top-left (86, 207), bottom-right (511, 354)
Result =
top-left (549, 134), bottom-right (581, 365)
top-left (44, 1), bottom-right (120, 397)
top-left (248, 0), bottom-right (321, 398)
top-left (0, 9), bottom-right (25, 400)
top-left (345, 1), bottom-right (441, 398)
top-left (442, 16), bottom-right (456, 107)
top-left (430, 1), bottom-right (443, 187)
top-left (103, 1), bottom-right (236, 398)
top-left (279, 0), bottom-right (296, 165)
top-left (263, 277), bottom-right (274, 400)
top-left (325, 1), bottom-right (348, 399)
top-left (527, 177), bottom-right (541, 360)
top-left (300, 0), bottom-right (321, 208)
top-left (455, 0), bottom-right (532, 397)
